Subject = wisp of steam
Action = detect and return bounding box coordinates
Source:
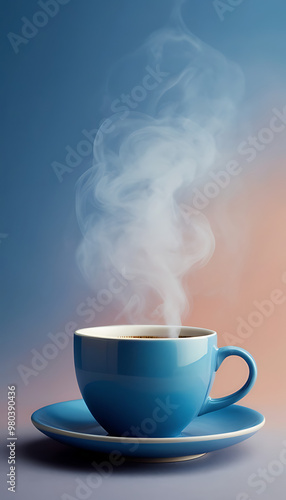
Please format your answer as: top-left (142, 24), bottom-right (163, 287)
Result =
top-left (76, 12), bottom-right (244, 333)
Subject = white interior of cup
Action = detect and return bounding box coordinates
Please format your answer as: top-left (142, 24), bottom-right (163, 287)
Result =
top-left (75, 325), bottom-right (216, 339)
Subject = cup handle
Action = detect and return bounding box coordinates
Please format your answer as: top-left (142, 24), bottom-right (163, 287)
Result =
top-left (198, 346), bottom-right (257, 416)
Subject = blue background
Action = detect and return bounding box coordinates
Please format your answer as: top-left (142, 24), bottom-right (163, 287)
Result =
top-left (1, 0), bottom-right (286, 366)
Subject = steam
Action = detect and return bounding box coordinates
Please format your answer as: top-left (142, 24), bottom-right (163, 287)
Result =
top-left (76, 11), bottom-right (243, 330)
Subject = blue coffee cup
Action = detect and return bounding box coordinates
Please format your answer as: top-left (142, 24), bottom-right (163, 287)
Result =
top-left (74, 325), bottom-right (257, 438)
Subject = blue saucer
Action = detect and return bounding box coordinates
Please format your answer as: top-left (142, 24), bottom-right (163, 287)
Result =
top-left (31, 400), bottom-right (265, 462)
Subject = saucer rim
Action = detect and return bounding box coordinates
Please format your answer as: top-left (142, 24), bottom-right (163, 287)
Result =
top-left (31, 400), bottom-right (265, 444)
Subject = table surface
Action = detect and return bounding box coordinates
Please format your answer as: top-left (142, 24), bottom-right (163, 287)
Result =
top-left (1, 425), bottom-right (285, 500)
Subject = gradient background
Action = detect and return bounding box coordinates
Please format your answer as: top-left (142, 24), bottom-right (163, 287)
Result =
top-left (1, 0), bottom-right (286, 499)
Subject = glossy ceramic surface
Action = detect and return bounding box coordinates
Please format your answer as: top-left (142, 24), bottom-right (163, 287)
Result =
top-left (74, 325), bottom-right (257, 437)
top-left (31, 400), bottom-right (265, 462)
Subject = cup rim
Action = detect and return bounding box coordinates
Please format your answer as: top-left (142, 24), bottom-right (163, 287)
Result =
top-left (74, 325), bottom-right (216, 339)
